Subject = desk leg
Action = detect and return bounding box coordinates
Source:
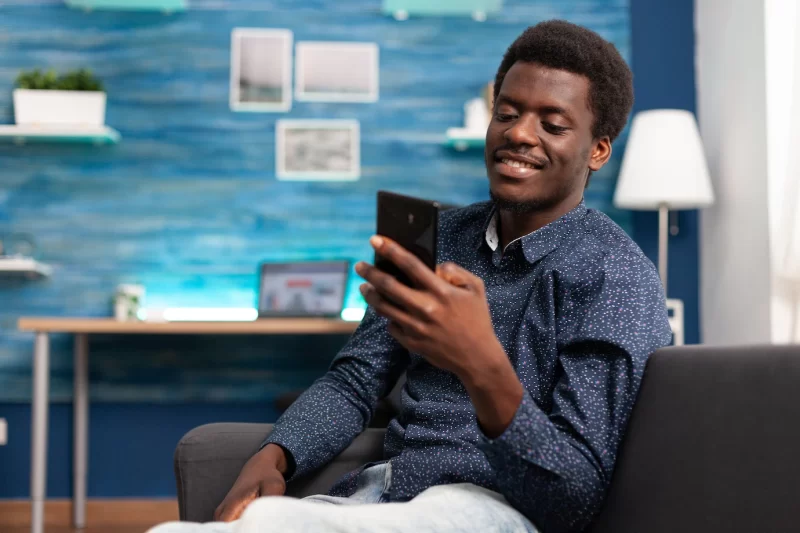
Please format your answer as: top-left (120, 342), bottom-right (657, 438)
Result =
top-left (30, 332), bottom-right (49, 533)
top-left (73, 334), bottom-right (89, 529)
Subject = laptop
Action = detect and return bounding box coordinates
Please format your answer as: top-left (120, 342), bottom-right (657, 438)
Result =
top-left (257, 260), bottom-right (350, 319)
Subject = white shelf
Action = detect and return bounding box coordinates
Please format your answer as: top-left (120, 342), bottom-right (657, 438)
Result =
top-left (0, 125), bottom-right (120, 145)
top-left (0, 257), bottom-right (53, 279)
top-left (445, 127), bottom-right (485, 151)
top-left (65, 0), bottom-right (187, 11)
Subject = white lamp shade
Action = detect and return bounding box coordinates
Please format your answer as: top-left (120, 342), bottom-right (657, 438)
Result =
top-left (614, 109), bottom-right (715, 210)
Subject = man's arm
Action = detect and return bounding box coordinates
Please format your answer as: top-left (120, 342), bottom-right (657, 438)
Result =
top-left (467, 257), bottom-right (671, 532)
top-left (468, 341), bottom-right (647, 532)
top-left (214, 305), bottom-right (408, 521)
top-left (264, 306), bottom-right (410, 479)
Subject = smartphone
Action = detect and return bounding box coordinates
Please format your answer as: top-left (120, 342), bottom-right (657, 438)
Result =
top-left (375, 191), bottom-right (440, 287)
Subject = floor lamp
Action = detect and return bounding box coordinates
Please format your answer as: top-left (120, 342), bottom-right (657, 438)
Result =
top-left (614, 109), bottom-right (715, 295)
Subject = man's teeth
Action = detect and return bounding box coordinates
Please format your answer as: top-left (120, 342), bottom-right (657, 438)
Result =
top-left (501, 158), bottom-right (535, 169)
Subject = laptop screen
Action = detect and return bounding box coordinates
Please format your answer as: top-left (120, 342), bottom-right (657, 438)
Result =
top-left (258, 261), bottom-right (349, 318)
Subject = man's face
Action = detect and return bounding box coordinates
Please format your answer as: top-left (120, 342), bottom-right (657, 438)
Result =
top-left (485, 61), bottom-right (610, 213)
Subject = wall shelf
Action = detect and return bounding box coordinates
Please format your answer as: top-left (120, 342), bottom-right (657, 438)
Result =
top-left (65, 0), bottom-right (187, 12)
top-left (445, 128), bottom-right (485, 151)
top-left (0, 257), bottom-right (52, 280)
top-left (0, 125), bottom-right (120, 145)
top-left (383, 0), bottom-right (502, 20)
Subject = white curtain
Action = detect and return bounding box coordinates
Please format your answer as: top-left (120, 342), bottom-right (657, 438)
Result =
top-left (768, 0), bottom-right (800, 342)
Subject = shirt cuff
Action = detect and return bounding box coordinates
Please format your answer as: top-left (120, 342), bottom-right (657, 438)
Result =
top-left (477, 391), bottom-right (558, 472)
top-left (261, 433), bottom-right (299, 480)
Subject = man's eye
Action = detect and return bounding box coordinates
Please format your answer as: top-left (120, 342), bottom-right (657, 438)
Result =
top-left (543, 123), bottom-right (568, 134)
top-left (495, 113), bottom-right (516, 122)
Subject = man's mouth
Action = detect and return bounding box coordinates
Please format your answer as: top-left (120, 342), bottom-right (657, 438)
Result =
top-left (493, 152), bottom-right (547, 179)
top-left (498, 157), bottom-right (542, 170)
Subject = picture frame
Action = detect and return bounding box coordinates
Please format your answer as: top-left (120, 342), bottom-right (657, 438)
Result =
top-left (276, 119), bottom-right (361, 181)
top-left (295, 41), bottom-right (379, 103)
top-left (230, 28), bottom-right (293, 112)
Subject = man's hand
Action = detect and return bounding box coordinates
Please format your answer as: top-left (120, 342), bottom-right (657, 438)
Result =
top-left (213, 443), bottom-right (288, 522)
top-left (356, 236), bottom-right (500, 378)
top-left (355, 236), bottom-right (524, 437)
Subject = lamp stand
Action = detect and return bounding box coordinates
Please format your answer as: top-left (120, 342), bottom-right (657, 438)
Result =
top-left (658, 203), bottom-right (669, 294)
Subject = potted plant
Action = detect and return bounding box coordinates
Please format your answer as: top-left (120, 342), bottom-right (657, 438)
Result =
top-left (13, 68), bottom-right (106, 127)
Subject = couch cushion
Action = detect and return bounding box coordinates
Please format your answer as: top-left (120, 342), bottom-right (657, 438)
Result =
top-left (590, 345), bottom-right (800, 533)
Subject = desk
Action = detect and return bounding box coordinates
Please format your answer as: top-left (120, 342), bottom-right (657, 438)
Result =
top-left (17, 317), bottom-right (359, 533)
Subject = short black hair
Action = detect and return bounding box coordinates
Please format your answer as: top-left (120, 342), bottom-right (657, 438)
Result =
top-left (494, 20), bottom-right (633, 142)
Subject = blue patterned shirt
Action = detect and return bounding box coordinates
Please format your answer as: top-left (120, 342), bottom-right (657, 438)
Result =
top-left (265, 200), bottom-right (671, 532)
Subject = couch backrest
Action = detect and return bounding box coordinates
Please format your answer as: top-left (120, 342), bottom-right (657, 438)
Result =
top-left (589, 345), bottom-right (800, 533)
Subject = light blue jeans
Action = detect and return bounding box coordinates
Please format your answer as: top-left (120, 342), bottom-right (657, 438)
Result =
top-left (148, 462), bottom-right (538, 533)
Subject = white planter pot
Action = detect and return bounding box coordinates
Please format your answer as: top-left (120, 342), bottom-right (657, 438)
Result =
top-left (13, 89), bottom-right (107, 127)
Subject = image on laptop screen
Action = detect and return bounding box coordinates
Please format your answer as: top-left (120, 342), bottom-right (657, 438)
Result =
top-left (258, 261), bottom-right (349, 318)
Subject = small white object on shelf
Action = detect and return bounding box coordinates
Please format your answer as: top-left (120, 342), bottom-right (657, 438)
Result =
top-left (0, 125), bottom-right (120, 145)
top-left (445, 97), bottom-right (489, 151)
top-left (0, 256), bottom-right (52, 279)
top-left (13, 89), bottom-right (106, 127)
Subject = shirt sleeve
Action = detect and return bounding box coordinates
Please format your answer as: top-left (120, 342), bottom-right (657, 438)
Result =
top-left (263, 306), bottom-right (409, 480)
top-left (478, 254), bottom-right (672, 532)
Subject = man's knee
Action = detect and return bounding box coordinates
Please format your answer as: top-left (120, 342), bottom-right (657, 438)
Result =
top-left (238, 496), bottom-right (334, 532)
top-left (414, 482), bottom-right (506, 506)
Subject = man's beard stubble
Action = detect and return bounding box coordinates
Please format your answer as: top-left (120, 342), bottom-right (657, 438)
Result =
top-left (489, 190), bottom-right (552, 214)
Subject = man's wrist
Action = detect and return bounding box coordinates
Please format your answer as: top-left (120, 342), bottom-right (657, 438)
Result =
top-left (458, 342), bottom-right (524, 439)
top-left (457, 340), bottom-right (512, 391)
top-left (260, 443), bottom-right (289, 475)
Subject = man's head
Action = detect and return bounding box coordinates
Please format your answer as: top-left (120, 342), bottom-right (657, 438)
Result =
top-left (485, 20), bottom-right (633, 214)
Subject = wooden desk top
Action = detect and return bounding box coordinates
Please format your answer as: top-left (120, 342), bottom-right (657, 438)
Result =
top-left (18, 317), bottom-right (360, 335)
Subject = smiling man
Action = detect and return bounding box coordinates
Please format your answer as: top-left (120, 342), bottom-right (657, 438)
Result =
top-left (150, 20), bottom-right (671, 533)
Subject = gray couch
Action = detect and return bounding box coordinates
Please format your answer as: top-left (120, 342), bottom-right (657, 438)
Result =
top-left (174, 345), bottom-right (800, 532)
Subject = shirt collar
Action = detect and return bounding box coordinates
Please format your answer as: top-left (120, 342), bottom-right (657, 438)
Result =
top-left (481, 200), bottom-right (587, 264)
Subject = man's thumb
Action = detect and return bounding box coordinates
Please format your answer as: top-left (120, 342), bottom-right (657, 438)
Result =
top-left (437, 262), bottom-right (471, 288)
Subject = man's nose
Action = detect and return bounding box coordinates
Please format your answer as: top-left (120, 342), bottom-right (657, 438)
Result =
top-left (503, 116), bottom-right (540, 148)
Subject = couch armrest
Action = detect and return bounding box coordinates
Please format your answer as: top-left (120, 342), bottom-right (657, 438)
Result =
top-left (174, 423), bottom-right (387, 523)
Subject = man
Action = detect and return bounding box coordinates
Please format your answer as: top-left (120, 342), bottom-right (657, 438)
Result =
top-left (151, 20), bottom-right (671, 533)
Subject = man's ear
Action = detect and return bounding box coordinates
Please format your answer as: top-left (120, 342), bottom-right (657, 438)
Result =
top-left (588, 136), bottom-right (612, 172)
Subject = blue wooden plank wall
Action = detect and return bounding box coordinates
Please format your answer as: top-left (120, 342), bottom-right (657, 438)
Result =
top-left (0, 0), bottom-right (630, 402)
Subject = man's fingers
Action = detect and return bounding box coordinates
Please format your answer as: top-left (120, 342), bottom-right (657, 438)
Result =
top-left (217, 489), bottom-right (256, 522)
top-left (370, 236), bottom-right (442, 293)
top-left (356, 262), bottom-right (436, 319)
top-left (360, 283), bottom-right (421, 329)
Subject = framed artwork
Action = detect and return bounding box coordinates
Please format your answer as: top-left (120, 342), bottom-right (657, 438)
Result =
top-left (276, 119), bottom-right (361, 181)
top-left (295, 42), bottom-right (379, 103)
top-left (230, 28), bottom-right (293, 112)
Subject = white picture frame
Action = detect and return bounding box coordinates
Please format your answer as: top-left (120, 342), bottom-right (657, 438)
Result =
top-left (295, 42), bottom-right (379, 103)
top-left (230, 28), bottom-right (293, 112)
top-left (276, 120), bottom-right (361, 181)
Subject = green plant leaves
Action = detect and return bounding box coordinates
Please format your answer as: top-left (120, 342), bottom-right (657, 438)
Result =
top-left (15, 68), bottom-right (104, 91)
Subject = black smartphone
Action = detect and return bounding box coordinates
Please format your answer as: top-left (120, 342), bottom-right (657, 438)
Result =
top-left (375, 190), bottom-right (440, 287)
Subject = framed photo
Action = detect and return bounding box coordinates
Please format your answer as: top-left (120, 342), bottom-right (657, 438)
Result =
top-left (230, 28), bottom-right (293, 112)
top-left (276, 119), bottom-right (361, 181)
top-left (295, 42), bottom-right (379, 103)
